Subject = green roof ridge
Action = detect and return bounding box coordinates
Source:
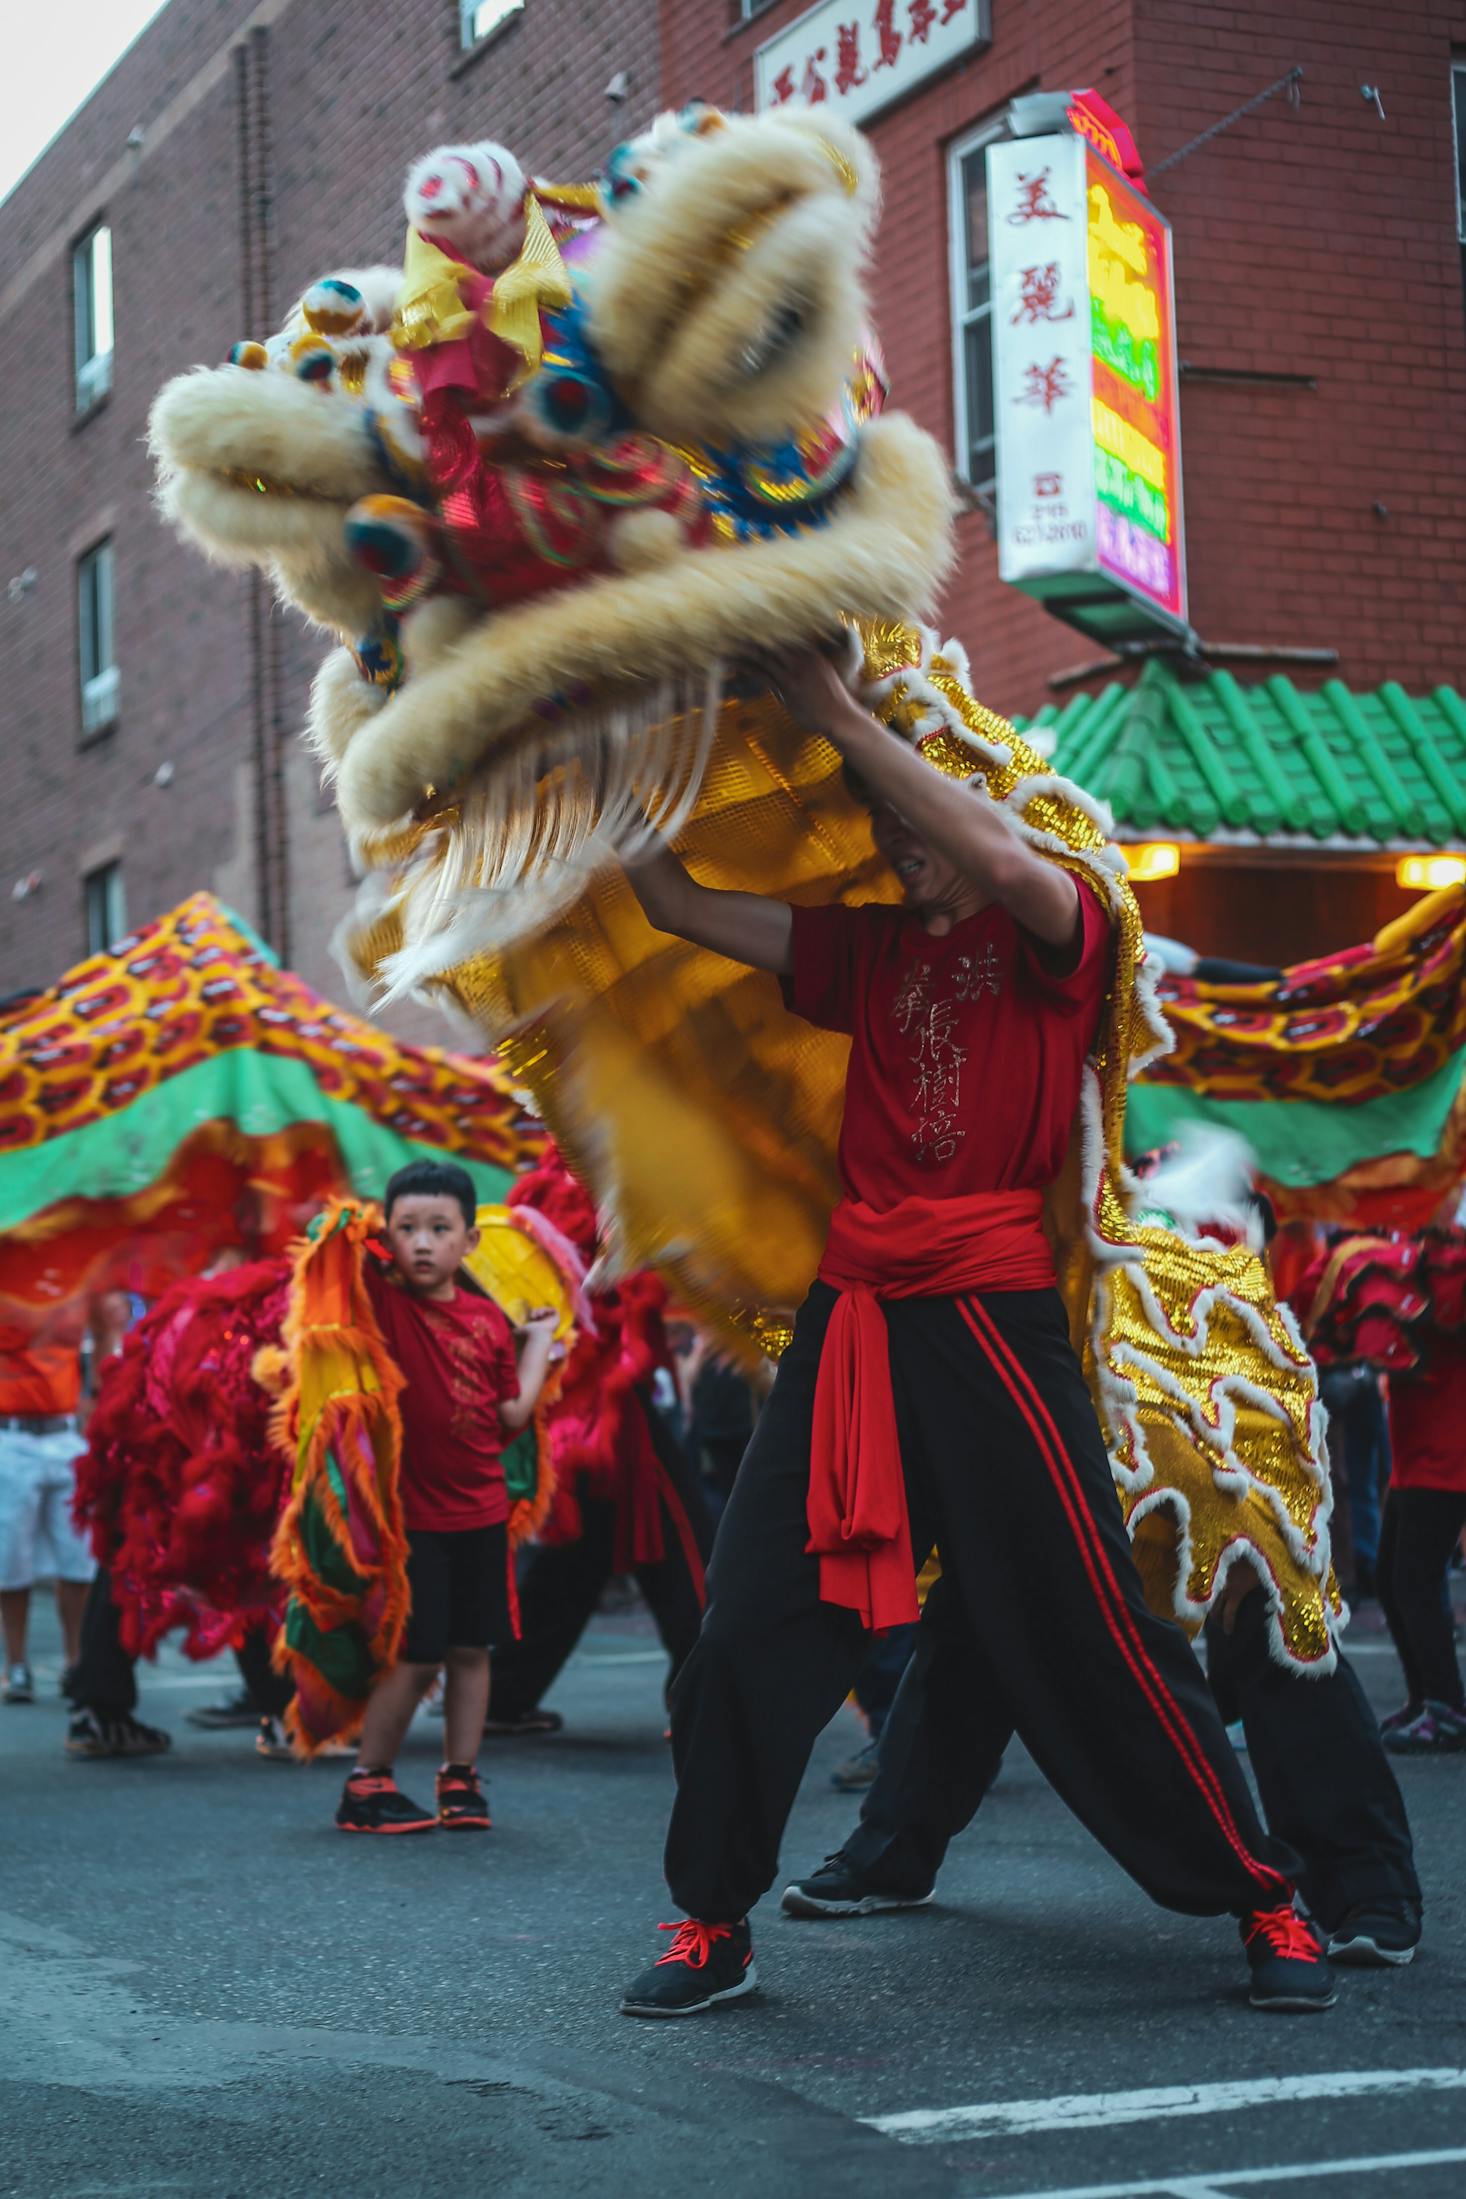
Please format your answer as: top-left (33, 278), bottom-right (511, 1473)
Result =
top-left (1039, 662), bottom-right (1465, 848)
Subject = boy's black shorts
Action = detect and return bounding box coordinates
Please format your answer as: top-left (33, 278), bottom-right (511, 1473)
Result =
top-left (401, 1524), bottom-right (511, 1663)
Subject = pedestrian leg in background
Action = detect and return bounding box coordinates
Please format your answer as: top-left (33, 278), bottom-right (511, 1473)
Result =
top-left (64, 1566), bottom-right (170, 1757)
top-left (1204, 1588), bottom-right (1422, 1962)
top-left (1377, 1487), bottom-right (1466, 1754)
top-left (1, 1425), bottom-right (94, 1699)
top-left (488, 1492), bottom-right (616, 1728)
top-left (234, 1619), bottom-right (304, 1759)
top-left (831, 1619), bottom-right (918, 1792)
top-left (491, 1397), bottom-right (711, 1734)
top-left (629, 1395), bottom-right (712, 1705)
top-left (787, 1572), bottom-right (1012, 1913)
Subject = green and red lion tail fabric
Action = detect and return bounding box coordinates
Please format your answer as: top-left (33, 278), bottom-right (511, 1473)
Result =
top-left (268, 1201), bottom-right (409, 1757)
top-left (75, 1258), bottom-right (292, 1662)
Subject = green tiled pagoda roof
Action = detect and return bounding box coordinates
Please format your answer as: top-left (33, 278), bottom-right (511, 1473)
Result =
top-left (1021, 662), bottom-right (1466, 848)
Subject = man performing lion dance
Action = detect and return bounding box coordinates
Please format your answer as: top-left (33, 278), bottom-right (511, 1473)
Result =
top-left (613, 647), bottom-right (1333, 2017)
top-left (152, 101), bottom-right (1367, 2023)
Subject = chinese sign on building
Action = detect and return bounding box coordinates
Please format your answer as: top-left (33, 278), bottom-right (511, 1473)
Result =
top-left (987, 132), bottom-right (1188, 639)
top-left (755, 0), bottom-right (990, 129)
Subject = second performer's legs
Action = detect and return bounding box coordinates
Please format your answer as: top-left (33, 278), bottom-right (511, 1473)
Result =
top-left (1204, 1592), bottom-right (1420, 1932)
top-left (883, 1290), bottom-right (1298, 1919)
top-left (840, 1572), bottom-right (1014, 1894)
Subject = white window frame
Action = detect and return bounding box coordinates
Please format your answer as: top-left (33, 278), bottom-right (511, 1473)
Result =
top-left (459, 0), bottom-right (524, 49)
top-left (73, 222), bottom-right (114, 414)
top-left (1453, 61), bottom-right (1466, 245)
top-left (947, 118), bottom-right (1006, 497)
top-left (83, 863), bottom-right (127, 958)
top-left (78, 539), bottom-right (118, 738)
top-left (735, 0), bottom-right (776, 21)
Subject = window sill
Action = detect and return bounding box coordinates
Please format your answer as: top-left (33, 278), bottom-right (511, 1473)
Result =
top-left (77, 716), bottom-right (118, 751)
top-left (71, 390), bottom-right (111, 433)
top-left (723, 2), bottom-right (780, 43)
top-left (449, 9), bottom-right (522, 80)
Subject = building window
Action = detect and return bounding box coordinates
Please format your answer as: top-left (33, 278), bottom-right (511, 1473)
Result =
top-left (1454, 63), bottom-right (1466, 316)
top-left (77, 539), bottom-right (118, 738)
top-left (73, 222), bottom-right (114, 414)
top-left (733, 0), bottom-right (777, 22)
top-left (459, 0), bottom-right (523, 48)
top-left (948, 124), bottom-right (1003, 495)
top-left (83, 863), bottom-right (127, 957)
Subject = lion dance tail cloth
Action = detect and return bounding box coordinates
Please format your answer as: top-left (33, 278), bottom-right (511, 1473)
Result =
top-left (76, 1259), bottom-right (292, 1662)
top-left (267, 1204), bottom-right (410, 1755)
top-left (152, 103), bottom-right (1339, 1674)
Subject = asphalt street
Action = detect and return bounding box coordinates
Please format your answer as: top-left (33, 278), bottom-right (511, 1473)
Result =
top-left (2, 1593), bottom-right (1463, 2199)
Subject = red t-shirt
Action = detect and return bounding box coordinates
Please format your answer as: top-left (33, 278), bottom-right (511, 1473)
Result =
top-left (782, 881), bottom-right (1111, 1208)
top-left (365, 1266), bottom-right (520, 1531)
top-left (1388, 1337), bottom-right (1466, 1493)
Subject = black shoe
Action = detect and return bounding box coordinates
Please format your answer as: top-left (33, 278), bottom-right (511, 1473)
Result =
top-left (483, 1706), bottom-right (564, 1737)
top-left (620, 1919), bottom-right (756, 2016)
top-left (65, 1709), bottom-right (172, 1758)
top-left (1241, 1904), bottom-right (1336, 2011)
top-left (781, 1850), bottom-right (933, 1919)
top-left (185, 1689), bottom-right (258, 1730)
top-left (335, 1770), bottom-right (438, 1833)
top-left (436, 1763), bottom-right (493, 1829)
top-left (60, 1663), bottom-right (79, 1702)
top-left (1326, 1903), bottom-right (1422, 1967)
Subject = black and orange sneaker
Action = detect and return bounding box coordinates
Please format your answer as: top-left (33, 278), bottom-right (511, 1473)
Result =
top-left (620, 1918), bottom-right (756, 2017)
top-left (1241, 1903), bottom-right (1336, 2011)
top-left (335, 1768), bottom-right (438, 1834)
top-left (436, 1762), bottom-right (492, 1829)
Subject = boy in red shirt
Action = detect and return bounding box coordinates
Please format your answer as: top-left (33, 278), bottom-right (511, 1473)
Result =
top-left (336, 1161), bottom-right (557, 1834)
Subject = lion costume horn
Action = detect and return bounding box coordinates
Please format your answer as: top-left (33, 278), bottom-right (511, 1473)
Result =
top-left (152, 104), bottom-right (1339, 1674)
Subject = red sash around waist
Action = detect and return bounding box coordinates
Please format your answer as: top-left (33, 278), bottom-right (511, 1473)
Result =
top-left (807, 1190), bottom-right (1055, 1632)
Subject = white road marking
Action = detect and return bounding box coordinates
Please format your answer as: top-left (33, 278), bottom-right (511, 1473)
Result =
top-left (865, 2067), bottom-right (1466, 2145)
top-left (970, 2147), bottom-right (1466, 2199)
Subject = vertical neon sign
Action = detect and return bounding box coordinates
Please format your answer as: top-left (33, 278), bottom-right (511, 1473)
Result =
top-left (1086, 147), bottom-right (1185, 625)
top-left (989, 130), bottom-right (1188, 638)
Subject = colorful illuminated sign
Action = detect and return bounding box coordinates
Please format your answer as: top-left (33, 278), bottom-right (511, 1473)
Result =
top-left (987, 130), bottom-right (1188, 639)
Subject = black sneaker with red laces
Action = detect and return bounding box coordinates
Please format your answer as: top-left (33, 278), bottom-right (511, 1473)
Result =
top-left (1241, 1903), bottom-right (1336, 2011)
top-left (436, 1762), bottom-right (492, 1829)
top-left (335, 1768), bottom-right (438, 1833)
top-left (620, 1919), bottom-right (757, 2017)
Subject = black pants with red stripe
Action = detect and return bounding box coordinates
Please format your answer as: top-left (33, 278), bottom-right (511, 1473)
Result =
top-left (664, 1283), bottom-right (1298, 1923)
top-left (842, 1581), bottom-right (1419, 1931)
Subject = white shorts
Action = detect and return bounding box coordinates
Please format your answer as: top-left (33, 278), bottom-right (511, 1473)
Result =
top-left (0, 1426), bottom-right (97, 1591)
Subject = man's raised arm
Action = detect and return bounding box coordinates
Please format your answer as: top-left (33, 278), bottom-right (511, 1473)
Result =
top-left (626, 842), bottom-right (794, 976)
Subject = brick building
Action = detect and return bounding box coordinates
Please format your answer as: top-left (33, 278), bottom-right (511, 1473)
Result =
top-left (0, 0), bottom-right (660, 1021)
top-left (1, 0), bottom-right (1465, 1005)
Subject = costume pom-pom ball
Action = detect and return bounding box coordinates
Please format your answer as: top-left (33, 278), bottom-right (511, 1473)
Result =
top-left (302, 278), bottom-right (366, 337)
top-left (228, 341), bottom-right (268, 370)
top-left (345, 495), bottom-right (442, 611)
top-left (291, 335), bottom-right (336, 385)
top-left (403, 141), bottom-right (528, 274)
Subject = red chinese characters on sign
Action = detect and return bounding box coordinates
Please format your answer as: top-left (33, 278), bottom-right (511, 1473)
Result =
top-left (1013, 262), bottom-right (1074, 325)
top-left (1018, 358), bottom-right (1073, 414)
top-left (873, 0), bottom-right (901, 66)
top-left (763, 0), bottom-right (976, 111)
top-left (1007, 169), bottom-right (1070, 225)
top-left (1034, 472), bottom-right (1063, 498)
top-left (835, 23), bottom-right (868, 94)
